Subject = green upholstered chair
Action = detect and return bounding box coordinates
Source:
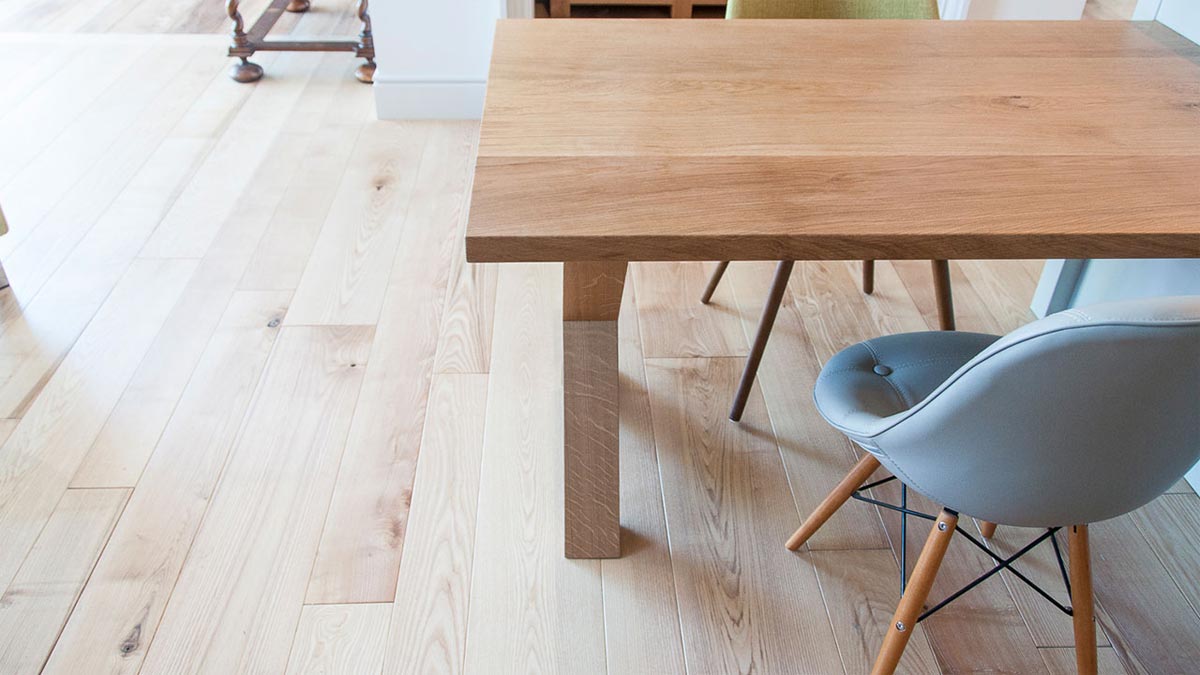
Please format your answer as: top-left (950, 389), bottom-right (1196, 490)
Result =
top-left (725, 0), bottom-right (937, 19)
top-left (704, 0), bottom-right (954, 423)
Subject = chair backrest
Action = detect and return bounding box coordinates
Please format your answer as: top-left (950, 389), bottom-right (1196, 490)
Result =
top-left (861, 296), bottom-right (1200, 527)
top-left (726, 0), bottom-right (938, 20)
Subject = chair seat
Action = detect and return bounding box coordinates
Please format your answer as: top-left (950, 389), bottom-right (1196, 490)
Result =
top-left (814, 330), bottom-right (1000, 440)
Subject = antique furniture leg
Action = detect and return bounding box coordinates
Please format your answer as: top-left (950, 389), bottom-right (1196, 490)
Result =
top-left (226, 0), bottom-right (264, 83)
top-left (873, 508), bottom-right (958, 675)
top-left (226, 0), bottom-right (375, 83)
top-left (563, 262), bottom-right (626, 558)
top-left (729, 260), bottom-right (794, 422)
top-left (1070, 525), bottom-right (1099, 675)
top-left (355, 0), bottom-right (376, 84)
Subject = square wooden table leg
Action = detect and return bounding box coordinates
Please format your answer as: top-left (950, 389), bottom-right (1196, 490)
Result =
top-left (562, 261), bottom-right (627, 558)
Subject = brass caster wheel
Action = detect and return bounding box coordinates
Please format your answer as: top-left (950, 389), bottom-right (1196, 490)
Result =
top-left (285, 0), bottom-right (310, 11)
top-left (355, 60), bottom-right (376, 84)
top-left (229, 58), bottom-right (264, 83)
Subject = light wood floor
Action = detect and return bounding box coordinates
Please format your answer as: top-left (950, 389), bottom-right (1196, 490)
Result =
top-left (2, 6), bottom-right (1198, 674)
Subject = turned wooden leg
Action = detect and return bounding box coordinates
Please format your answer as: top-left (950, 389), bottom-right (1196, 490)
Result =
top-left (862, 260), bottom-right (875, 294)
top-left (701, 261), bottom-right (730, 305)
top-left (562, 262), bottom-right (626, 558)
top-left (786, 454), bottom-right (881, 551)
top-left (550, 0), bottom-right (570, 17)
top-left (980, 521), bottom-right (998, 539)
top-left (1069, 525), bottom-right (1098, 675)
top-left (226, 0), bottom-right (263, 83)
top-left (730, 260), bottom-right (793, 422)
top-left (873, 509), bottom-right (958, 675)
top-left (355, 0), bottom-right (376, 84)
top-left (931, 260), bottom-right (955, 331)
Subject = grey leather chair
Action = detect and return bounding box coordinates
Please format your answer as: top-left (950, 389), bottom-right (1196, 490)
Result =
top-left (785, 296), bottom-right (1200, 675)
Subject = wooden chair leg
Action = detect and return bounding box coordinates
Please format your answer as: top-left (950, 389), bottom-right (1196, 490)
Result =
top-left (873, 509), bottom-right (958, 675)
top-left (786, 453), bottom-right (881, 550)
top-left (931, 260), bottom-right (955, 331)
top-left (701, 261), bottom-right (730, 304)
top-left (862, 260), bottom-right (875, 294)
top-left (1069, 525), bottom-right (1098, 675)
top-left (979, 521), bottom-right (997, 539)
top-left (729, 260), bottom-right (793, 422)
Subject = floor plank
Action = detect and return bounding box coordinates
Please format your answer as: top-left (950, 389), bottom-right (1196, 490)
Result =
top-left (727, 260), bottom-right (893, 552)
top-left (137, 326), bottom-right (372, 674)
top-left (0, 41), bottom-right (149, 196)
top-left (284, 122), bottom-right (430, 326)
top-left (70, 53), bottom-right (361, 488)
top-left (0, 136), bottom-right (208, 418)
top-left (44, 291), bottom-right (290, 675)
top-left (600, 282), bottom-right (686, 675)
top-left (811, 549), bottom-right (939, 674)
top-left (136, 30), bottom-right (339, 259)
top-left (383, 374), bottom-right (489, 675)
top-left (284, 603), bottom-right (390, 675)
top-left (1126, 494), bottom-right (1200, 620)
top-left (0, 488), bottom-right (128, 674)
top-left (0, 258), bottom-right (195, 594)
top-left (0, 42), bottom-right (211, 291)
top-left (646, 356), bottom-right (844, 674)
top-left (1040, 646), bottom-right (1128, 674)
top-left (461, 263), bottom-right (607, 674)
top-left (0, 47), bottom-right (79, 121)
top-left (237, 62), bottom-right (373, 292)
top-left (432, 259), bottom-right (497, 374)
top-left (306, 122), bottom-right (475, 604)
top-left (633, 261), bottom-right (749, 358)
top-left (956, 259), bottom-right (1040, 332)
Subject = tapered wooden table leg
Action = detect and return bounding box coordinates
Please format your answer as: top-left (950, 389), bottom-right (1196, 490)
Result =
top-left (932, 259), bottom-right (955, 331)
top-left (563, 262), bottom-right (627, 558)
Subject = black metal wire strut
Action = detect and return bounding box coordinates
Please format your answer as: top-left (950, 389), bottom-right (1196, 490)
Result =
top-left (849, 475), bottom-right (1075, 623)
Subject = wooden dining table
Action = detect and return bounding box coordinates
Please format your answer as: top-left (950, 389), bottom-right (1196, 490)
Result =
top-left (464, 18), bottom-right (1200, 559)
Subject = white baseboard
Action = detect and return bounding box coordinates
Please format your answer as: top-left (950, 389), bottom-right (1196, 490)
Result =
top-left (373, 77), bottom-right (487, 120)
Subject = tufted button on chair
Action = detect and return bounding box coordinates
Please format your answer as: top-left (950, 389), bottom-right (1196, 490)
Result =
top-left (785, 296), bottom-right (1200, 675)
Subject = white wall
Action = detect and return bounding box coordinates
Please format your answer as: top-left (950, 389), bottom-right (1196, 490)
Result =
top-left (1156, 0), bottom-right (1200, 42)
top-left (372, 0), bottom-right (504, 119)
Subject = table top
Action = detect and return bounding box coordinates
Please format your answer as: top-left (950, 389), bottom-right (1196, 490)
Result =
top-left (465, 19), bottom-right (1200, 263)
